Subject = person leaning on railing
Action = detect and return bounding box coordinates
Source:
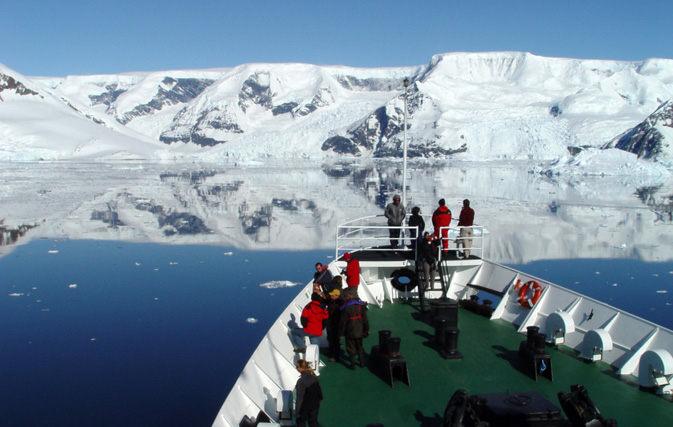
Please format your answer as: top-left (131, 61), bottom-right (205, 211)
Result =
top-left (457, 199), bottom-right (475, 259)
top-left (384, 194), bottom-right (406, 249)
top-left (432, 199), bottom-right (452, 254)
top-left (408, 206), bottom-right (425, 251)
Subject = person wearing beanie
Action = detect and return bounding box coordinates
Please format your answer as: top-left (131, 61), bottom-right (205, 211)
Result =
top-left (291, 293), bottom-right (328, 354)
top-left (384, 194), bottom-right (406, 249)
top-left (325, 288), bottom-right (343, 362)
top-left (432, 198), bottom-right (452, 254)
top-left (408, 206), bottom-right (425, 252)
top-left (457, 199), bottom-right (475, 258)
top-left (342, 252), bottom-right (360, 295)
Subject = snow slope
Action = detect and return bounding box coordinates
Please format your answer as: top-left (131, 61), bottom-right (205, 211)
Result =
top-left (0, 64), bottom-right (169, 161)
top-left (3, 52), bottom-right (673, 163)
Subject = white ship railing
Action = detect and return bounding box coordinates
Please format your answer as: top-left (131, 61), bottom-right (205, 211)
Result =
top-left (436, 224), bottom-right (487, 261)
top-left (335, 215), bottom-right (487, 260)
top-left (335, 215), bottom-right (417, 259)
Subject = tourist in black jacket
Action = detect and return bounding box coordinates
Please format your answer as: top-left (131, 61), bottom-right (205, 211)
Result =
top-left (339, 292), bottom-right (370, 369)
top-left (420, 232), bottom-right (437, 290)
top-left (295, 359), bottom-right (323, 427)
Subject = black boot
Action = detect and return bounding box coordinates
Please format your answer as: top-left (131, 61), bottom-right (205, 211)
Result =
top-left (348, 354), bottom-right (357, 370)
top-left (358, 352), bottom-right (366, 368)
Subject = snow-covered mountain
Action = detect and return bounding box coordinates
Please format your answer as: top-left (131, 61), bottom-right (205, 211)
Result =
top-left (3, 52), bottom-right (673, 162)
top-left (0, 64), bottom-right (170, 161)
top-left (605, 99), bottom-right (673, 159)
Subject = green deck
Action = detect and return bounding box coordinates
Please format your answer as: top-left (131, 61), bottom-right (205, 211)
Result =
top-left (317, 299), bottom-right (673, 426)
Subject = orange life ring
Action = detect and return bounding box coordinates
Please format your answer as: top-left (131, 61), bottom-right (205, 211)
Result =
top-left (517, 280), bottom-right (542, 308)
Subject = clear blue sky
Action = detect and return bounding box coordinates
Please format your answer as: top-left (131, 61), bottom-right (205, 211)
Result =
top-left (3, 0), bottom-right (672, 76)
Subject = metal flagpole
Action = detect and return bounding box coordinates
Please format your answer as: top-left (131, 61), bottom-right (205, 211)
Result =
top-left (402, 77), bottom-right (409, 207)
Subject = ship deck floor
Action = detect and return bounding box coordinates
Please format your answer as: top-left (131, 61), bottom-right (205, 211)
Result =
top-left (316, 299), bottom-right (672, 426)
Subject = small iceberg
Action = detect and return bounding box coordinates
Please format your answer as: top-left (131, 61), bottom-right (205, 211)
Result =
top-left (9, 293), bottom-right (25, 297)
top-left (48, 250), bottom-right (59, 254)
top-left (246, 318), bottom-right (259, 324)
top-left (260, 280), bottom-right (301, 289)
top-left (656, 290), bottom-right (668, 294)
top-left (68, 284), bottom-right (77, 288)
top-left (223, 252), bottom-right (233, 256)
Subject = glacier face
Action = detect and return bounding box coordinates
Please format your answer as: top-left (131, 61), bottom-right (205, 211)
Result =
top-left (2, 52), bottom-right (673, 162)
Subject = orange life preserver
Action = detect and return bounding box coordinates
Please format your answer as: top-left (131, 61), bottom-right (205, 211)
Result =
top-left (517, 280), bottom-right (542, 308)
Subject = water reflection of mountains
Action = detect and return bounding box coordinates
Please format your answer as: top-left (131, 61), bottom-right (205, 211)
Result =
top-left (1, 161), bottom-right (672, 263)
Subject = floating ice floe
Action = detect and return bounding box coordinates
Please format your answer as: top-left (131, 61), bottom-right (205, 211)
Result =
top-left (135, 262), bottom-right (141, 266)
top-left (68, 284), bottom-right (77, 288)
top-left (48, 250), bottom-right (58, 254)
top-left (613, 283), bottom-right (619, 287)
top-left (169, 262), bottom-right (178, 265)
top-left (9, 293), bottom-right (25, 297)
top-left (246, 318), bottom-right (259, 324)
top-left (656, 290), bottom-right (668, 294)
top-left (260, 280), bottom-right (301, 289)
top-left (223, 252), bottom-right (233, 256)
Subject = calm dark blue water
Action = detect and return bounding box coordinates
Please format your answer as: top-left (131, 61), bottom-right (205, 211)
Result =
top-left (0, 239), bottom-right (331, 427)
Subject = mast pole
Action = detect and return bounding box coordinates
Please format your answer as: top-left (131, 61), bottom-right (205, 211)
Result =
top-left (402, 77), bottom-right (409, 207)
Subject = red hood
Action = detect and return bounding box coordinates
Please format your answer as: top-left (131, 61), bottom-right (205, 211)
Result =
top-left (307, 300), bottom-right (326, 314)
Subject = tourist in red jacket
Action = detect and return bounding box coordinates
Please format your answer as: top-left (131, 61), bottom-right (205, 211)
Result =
top-left (343, 252), bottom-right (360, 291)
top-left (290, 293), bottom-right (328, 352)
top-left (432, 199), bottom-right (452, 253)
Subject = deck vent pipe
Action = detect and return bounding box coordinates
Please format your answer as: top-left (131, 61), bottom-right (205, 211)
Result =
top-left (534, 333), bottom-right (547, 353)
top-left (434, 315), bottom-right (451, 348)
top-left (527, 326), bottom-right (540, 345)
top-left (444, 327), bottom-right (460, 354)
top-left (387, 337), bottom-right (401, 357)
top-left (378, 330), bottom-right (391, 354)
